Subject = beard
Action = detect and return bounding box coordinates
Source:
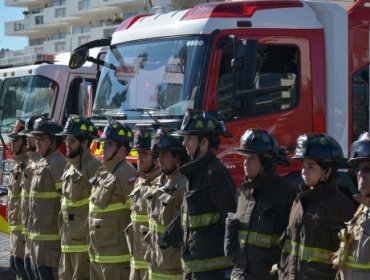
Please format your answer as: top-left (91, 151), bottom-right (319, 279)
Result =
top-left (67, 146), bottom-right (82, 159)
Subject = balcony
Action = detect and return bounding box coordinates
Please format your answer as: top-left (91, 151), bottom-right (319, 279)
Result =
top-left (5, 0), bottom-right (48, 8)
top-left (90, 0), bottom-right (144, 11)
top-left (90, 26), bottom-right (116, 40)
top-left (4, 20), bottom-right (28, 36)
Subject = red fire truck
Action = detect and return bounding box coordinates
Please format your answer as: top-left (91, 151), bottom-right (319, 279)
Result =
top-left (0, 46), bottom-right (107, 233)
top-left (70, 0), bottom-right (369, 189)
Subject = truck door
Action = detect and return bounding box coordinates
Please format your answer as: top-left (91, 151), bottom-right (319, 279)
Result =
top-left (204, 31), bottom-right (324, 184)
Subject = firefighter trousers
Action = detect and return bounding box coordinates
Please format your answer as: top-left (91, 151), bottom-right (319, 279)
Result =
top-left (130, 267), bottom-right (149, 280)
top-left (10, 255), bottom-right (29, 280)
top-left (184, 269), bottom-right (227, 280)
top-left (90, 261), bottom-right (130, 280)
top-left (59, 252), bottom-right (90, 280)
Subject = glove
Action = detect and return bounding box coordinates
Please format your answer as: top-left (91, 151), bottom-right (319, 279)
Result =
top-left (159, 213), bottom-right (183, 249)
top-left (331, 228), bottom-right (354, 269)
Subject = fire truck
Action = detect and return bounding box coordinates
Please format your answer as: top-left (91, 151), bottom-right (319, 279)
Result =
top-left (0, 46), bottom-right (108, 233)
top-left (70, 0), bottom-right (370, 188)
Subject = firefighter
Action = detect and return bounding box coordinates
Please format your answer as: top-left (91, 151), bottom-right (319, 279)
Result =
top-left (175, 109), bottom-right (236, 280)
top-left (8, 119), bottom-right (29, 279)
top-left (57, 116), bottom-right (101, 280)
top-left (29, 117), bottom-right (67, 280)
top-left (330, 132), bottom-right (370, 279)
top-left (19, 116), bottom-right (40, 280)
top-left (279, 133), bottom-right (355, 279)
top-left (127, 127), bottom-right (161, 280)
top-left (224, 128), bottom-right (297, 280)
top-left (145, 127), bottom-right (189, 279)
top-left (88, 120), bottom-right (137, 279)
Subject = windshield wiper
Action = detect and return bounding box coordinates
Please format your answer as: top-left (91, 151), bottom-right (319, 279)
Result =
top-left (92, 108), bottom-right (127, 119)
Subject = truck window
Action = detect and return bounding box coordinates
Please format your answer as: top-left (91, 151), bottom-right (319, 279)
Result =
top-left (217, 45), bottom-right (299, 120)
top-left (0, 76), bottom-right (58, 132)
top-left (93, 36), bottom-right (208, 119)
top-left (352, 64), bottom-right (370, 142)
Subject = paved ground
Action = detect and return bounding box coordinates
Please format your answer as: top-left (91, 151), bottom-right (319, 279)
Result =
top-left (0, 231), bottom-right (10, 267)
top-left (0, 231), bottom-right (15, 280)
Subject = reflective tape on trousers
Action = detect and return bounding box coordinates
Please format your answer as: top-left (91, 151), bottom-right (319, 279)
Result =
top-left (30, 190), bottom-right (61, 199)
top-left (89, 200), bottom-right (131, 213)
top-left (89, 253), bottom-right (131, 264)
top-left (182, 256), bottom-right (231, 273)
top-left (28, 232), bottom-right (61, 241)
top-left (130, 258), bottom-right (149, 269)
top-left (150, 270), bottom-right (183, 280)
top-left (131, 213), bottom-right (149, 223)
top-left (282, 239), bottom-right (333, 264)
top-left (21, 190), bottom-right (31, 198)
top-left (239, 230), bottom-right (280, 248)
top-left (181, 212), bottom-right (219, 228)
top-left (344, 255), bottom-right (370, 269)
top-left (8, 190), bottom-right (21, 199)
top-left (61, 197), bottom-right (89, 208)
top-left (9, 224), bottom-right (25, 233)
top-left (149, 220), bottom-right (166, 234)
top-left (61, 244), bottom-right (89, 253)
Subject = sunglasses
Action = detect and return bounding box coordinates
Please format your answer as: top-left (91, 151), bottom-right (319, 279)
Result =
top-left (355, 167), bottom-right (370, 174)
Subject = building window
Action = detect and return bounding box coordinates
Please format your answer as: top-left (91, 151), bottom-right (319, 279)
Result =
top-left (79, 0), bottom-right (90, 11)
top-left (78, 36), bottom-right (90, 46)
top-left (35, 47), bottom-right (44, 54)
top-left (50, 32), bottom-right (67, 40)
top-left (30, 38), bottom-right (45, 46)
top-left (55, 42), bottom-right (66, 52)
top-left (47, 0), bottom-right (66, 7)
top-left (55, 8), bottom-right (66, 18)
top-left (14, 22), bottom-right (24, 31)
top-left (72, 25), bottom-right (91, 34)
top-left (35, 16), bottom-right (43, 25)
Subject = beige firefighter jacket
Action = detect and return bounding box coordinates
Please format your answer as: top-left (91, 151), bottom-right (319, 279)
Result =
top-left (88, 157), bottom-right (137, 265)
top-left (145, 171), bottom-right (187, 277)
top-left (8, 153), bottom-right (28, 257)
top-left (335, 196), bottom-right (370, 280)
top-left (126, 168), bottom-right (161, 271)
top-left (28, 149), bottom-right (67, 267)
top-left (60, 149), bottom-right (101, 254)
top-left (20, 151), bottom-right (40, 257)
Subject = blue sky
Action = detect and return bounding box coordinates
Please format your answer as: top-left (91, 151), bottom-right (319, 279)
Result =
top-left (0, 1), bottom-right (27, 50)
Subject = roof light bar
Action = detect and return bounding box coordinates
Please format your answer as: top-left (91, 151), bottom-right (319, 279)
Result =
top-left (183, 0), bottom-right (303, 20)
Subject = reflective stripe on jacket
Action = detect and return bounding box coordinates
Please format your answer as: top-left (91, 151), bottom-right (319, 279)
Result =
top-left (180, 152), bottom-right (236, 274)
top-left (279, 174), bottom-right (355, 280)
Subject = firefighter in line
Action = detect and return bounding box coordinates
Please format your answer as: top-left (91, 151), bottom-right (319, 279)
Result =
top-left (8, 120), bottom-right (29, 279)
top-left (224, 128), bottom-right (297, 280)
top-left (144, 127), bottom-right (189, 279)
top-left (279, 133), bottom-right (355, 279)
top-left (58, 116), bottom-right (101, 280)
top-left (330, 132), bottom-right (370, 279)
top-left (126, 127), bottom-right (161, 280)
top-left (88, 120), bottom-right (137, 279)
top-left (175, 109), bottom-right (236, 280)
top-left (19, 116), bottom-right (40, 280)
top-left (29, 117), bottom-right (67, 279)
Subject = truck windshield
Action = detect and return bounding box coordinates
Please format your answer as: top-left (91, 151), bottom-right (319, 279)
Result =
top-left (93, 36), bottom-right (208, 118)
top-left (0, 75), bottom-right (57, 133)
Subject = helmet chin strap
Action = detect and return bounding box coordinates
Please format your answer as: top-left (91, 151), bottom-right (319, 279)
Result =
top-left (106, 144), bottom-right (120, 161)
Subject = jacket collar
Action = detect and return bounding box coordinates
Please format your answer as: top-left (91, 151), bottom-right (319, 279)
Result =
top-left (298, 172), bottom-right (339, 199)
top-left (180, 151), bottom-right (214, 176)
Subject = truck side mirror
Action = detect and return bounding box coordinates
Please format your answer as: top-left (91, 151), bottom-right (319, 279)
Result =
top-left (69, 48), bottom-right (89, 69)
top-left (232, 39), bottom-right (258, 90)
top-left (78, 80), bottom-right (94, 117)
